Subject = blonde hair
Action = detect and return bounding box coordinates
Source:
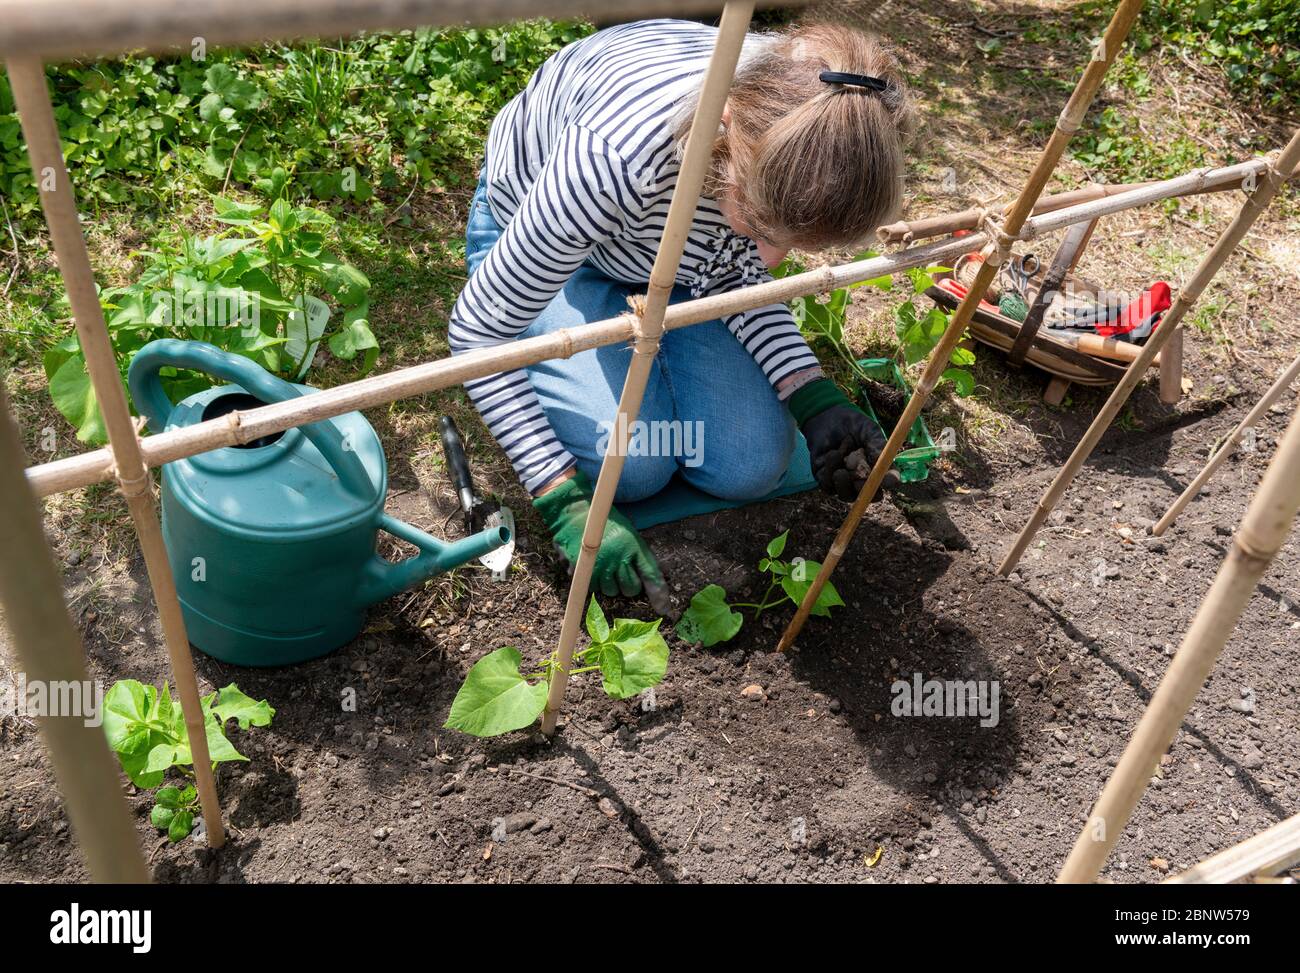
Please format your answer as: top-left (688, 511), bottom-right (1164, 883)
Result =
top-left (675, 23), bottom-right (914, 250)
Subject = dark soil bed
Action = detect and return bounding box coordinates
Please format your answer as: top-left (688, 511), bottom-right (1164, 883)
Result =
top-left (3, 344), bottom-right (1298, 884)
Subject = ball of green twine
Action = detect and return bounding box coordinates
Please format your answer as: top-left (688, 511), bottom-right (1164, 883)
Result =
top-left (999, 293), bottom-right (1029, 322)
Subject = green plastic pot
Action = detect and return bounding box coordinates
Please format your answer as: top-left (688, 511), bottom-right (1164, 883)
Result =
top-left (127, 339), bottom-right (509, 667)
top-left (855, 357), bottom-right (942, 483)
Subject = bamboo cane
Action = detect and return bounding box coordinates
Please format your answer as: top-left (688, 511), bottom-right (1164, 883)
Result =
top-left (537, 2), bottom-right (755, 735)
top-left (1152, 348), bottom-right (1300, 536)
top-left (999, 126), bottom-right (1300, 576)
top-left (0, 0), bottom-right (775, 62)
top-left (1164, 811), bottom-right (1300, 884)
top-left (24, 154), bottom-right (1275, 501)
top-left (8, 58), bottom-right (226, 848)
top-left (777, 0), bottom-right (1146, 653)
top-left (876, 160), bottom-right (1297, 245)
top-left (1058, 393), bottom-right (1300, 883)
top-left (0, 386), bottom-right (150, 883)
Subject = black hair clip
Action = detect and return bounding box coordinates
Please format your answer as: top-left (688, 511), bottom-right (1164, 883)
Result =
top-left (819, 70), bottom-right (889, 93)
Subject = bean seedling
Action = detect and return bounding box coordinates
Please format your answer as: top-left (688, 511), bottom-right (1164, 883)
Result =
top-left (102, 679), bottom-right (274, 841)
top-left (775, 256), bottom-right (971, 397)
top-left (677, 530), bottom-right (844, 647)
top-left (444, 596), bottom-right (669, 737)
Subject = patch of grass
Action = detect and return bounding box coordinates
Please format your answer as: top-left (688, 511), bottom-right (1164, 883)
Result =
top-left (1138, 0), bottom-right (1300, 109)
top-left (1071, 106), bottom-right (1207, 183)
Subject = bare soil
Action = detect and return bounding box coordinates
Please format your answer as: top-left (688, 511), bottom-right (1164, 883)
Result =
top-left (3, 1), bottom-right (1299, 884)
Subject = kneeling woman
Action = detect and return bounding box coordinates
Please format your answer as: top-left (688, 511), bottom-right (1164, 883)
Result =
top-left (450, 19), bottom-right (913, 605)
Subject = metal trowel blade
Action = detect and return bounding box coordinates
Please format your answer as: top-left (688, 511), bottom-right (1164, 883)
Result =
top-left (480, 506), bottom-right (515, 580)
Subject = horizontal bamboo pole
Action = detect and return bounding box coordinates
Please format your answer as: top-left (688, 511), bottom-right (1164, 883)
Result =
top-left (1153, 348), bottom-right (1300, 535)
top-left (9, 56), bottom-right (227, 849)
top-left (1000, 127), bottom-right (1300, 577)
top-left (0, 0), bottom-right (773, 62)
top-left (877, 159), bottom-right (1298, 245)
top-left (1165, 812), bottom-right (1300, 884)
top-left (777, 0), bottom-right (1146, 653)
top-left (0, 384), bottom-right (149, 883)
top-left (1058, 393), bottom-right (1300, 883)
top-left (879, 182), bottom-right (1152, 245)
top-left (23, 155), bottom-right (1277, 500)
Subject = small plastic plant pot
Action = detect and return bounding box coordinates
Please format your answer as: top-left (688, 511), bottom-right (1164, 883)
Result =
top-left (854, 357), bottom-right (942, 483)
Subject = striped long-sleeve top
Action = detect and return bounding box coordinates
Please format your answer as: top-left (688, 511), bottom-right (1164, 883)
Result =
top-left (448, 19), bottom-right (823, 494)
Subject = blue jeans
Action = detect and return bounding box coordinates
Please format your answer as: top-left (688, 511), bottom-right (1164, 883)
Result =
top-left (465, 172), bottom-right (795, 504)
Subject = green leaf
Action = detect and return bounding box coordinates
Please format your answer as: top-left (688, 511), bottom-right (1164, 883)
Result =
top-left (766, 530), bottom-right (789, 559)
top-left (167, 809), bottom-right (195, 842)
top-left (101, 680), bottom-right (151, 751)
top-left (151, 805), bottom-right (176, 830)
top-left (585, 594), bottom-right (610, 644)
top-left (155, 786), bottom-right (182, 809)
top-left (269, 198), bottom-right (295, 232)
top-left (780, 560), bottom-right (845, 618)
top-left (203, 64), bottom-right (262, 112)
top-left (942, 367), bottom-right (976, 397)
top-left (444, 646), bottom-right (548, 737)
top-left (212, 196), bottom-right (263, 225)
top-left (253, 166), bottom-right (288, 200)
top-left (210, 684), bottom-right (275, 730)
top-left (42, 332), bottom-right (81, 381)
top-left (949, 345), bottom-right (977, 367)
top-left (101, 680), bottom-right (167, 789)
top-left (200, 715), bottom-right (248, 764)
top-left (319, 261), bottom-right (370, 306)
top-left (597, 644), bottom-right (625, 699)
top-left (677, 584), bottom-right (743, 647)
top-left (604, 619), bottom-right (669, 699)
top-left (144, 742), bottom-right (180, 774)
top-left (326, 311), bottom-right (378, 367)
top-left (49, 353), bottom-right (107, 444)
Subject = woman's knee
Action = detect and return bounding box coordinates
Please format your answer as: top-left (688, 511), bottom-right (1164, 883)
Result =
top-left (576, 451), bottom-right (676, 505)
top-left (682, 419), bottom-right (795, 501)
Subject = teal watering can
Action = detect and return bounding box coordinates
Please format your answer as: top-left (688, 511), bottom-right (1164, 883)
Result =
top-left (127, 339), bottom-right (509, 667)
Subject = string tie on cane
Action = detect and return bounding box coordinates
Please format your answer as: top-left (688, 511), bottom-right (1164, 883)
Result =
top-left (975, 208), bottom-right (1023, 268)
top-left (625, 293), bottom-right (660, 356)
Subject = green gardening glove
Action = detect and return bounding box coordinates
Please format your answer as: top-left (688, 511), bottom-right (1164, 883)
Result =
top-left (534, 470), bottom-right (670, 614)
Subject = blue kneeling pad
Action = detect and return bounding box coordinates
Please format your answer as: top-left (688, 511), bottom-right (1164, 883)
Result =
top-left (622, 433), bottom-right (817, 530)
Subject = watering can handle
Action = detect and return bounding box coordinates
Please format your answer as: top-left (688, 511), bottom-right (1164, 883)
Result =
top-left (127, 338), bottom-right (372, 498)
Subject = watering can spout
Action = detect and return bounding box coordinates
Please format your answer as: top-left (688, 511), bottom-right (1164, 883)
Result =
top-left (360, 514), bottom-right (511, 606)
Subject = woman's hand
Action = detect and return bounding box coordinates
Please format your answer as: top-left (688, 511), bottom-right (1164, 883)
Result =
top-left (787, 378), bottom-right (891, 501)
top-left (802, 404), bottom-right (888, 499)
top-left (533, 470), bottom-right (670, 614)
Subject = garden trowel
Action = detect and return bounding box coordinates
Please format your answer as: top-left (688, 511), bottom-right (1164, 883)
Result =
top-left (438, 416), bottom-right (515, 580)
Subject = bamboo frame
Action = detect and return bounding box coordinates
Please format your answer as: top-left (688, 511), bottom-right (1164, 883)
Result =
top-left (1058, 391), bottom-right (1300, 883)
top-left (1164, 812), bottom-right (1300, 884)
top-left (875, 160), bottom-right (1296, 246)
top-left (23, 156), bottom-right (1275, 501)
top-left (538, 0), bottom-right (755, 736)
top-left (5, 0), bottom-right (1294, 883)
top-left (1153, 348), bottom-right (1300, 535)
top-left (7, 57), bottom-right (226, 848)
top-left (0, 384), bottom-right (150, 883)
top-left (0, 0), bottom-right (773, 62)
top-left (777, 0), bottom-right (1146, 653)
top-left (998, 126), bottom-right (1300, 576)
